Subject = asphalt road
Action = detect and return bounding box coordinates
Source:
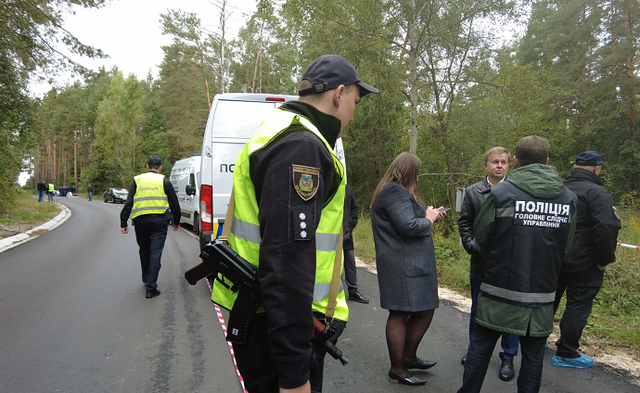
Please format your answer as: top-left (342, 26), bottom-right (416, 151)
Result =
top-left (0, 197), bottom-right (638, 393)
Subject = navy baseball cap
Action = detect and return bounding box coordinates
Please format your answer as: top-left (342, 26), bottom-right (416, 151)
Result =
top-left (148, 155), bottom-right (162, 166)
top-left (298, 54), bottom-right (380, 97)
top-left (575, 151), bottom-right (608, 167)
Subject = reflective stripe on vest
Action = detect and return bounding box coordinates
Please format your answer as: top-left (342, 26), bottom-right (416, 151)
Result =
top-left (131, 172), bottom-right (169, 219)
top-left (211, 109), bottom-right (349, 322)
top-left (480, 282), bottom-right (556, 304)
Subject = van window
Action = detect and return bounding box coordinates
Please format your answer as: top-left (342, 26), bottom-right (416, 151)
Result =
top-left (211, 100), bottom-right (279, 139)
top-left (189, 173), bottom-right (195, 187)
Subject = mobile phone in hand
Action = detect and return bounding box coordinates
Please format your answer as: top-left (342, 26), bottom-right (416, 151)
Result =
top-left (439, 207), bottom-right (451, 213)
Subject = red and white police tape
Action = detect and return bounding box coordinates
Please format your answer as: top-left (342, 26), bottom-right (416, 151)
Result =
top-left (618, 242), bottom-right (640, 250)
top-left (207, 278), bottom-right (248, 393)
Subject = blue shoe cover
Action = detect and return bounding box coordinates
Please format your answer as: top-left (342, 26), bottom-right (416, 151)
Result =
top-left (552, 354), bottom-right (594, 368)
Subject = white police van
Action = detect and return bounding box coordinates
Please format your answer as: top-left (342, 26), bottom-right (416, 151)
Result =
top-left (198, 93), bottom-right (346, 250)
top-left (169, 155), bottom-right (201, 233)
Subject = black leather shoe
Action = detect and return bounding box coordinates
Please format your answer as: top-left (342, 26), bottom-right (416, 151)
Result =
top-left (146, 289), bottom-right (161, 299)
top-left (405, 358), bottom-right (437, 370)
top-left (388, 370), bottom-right (427, 385)
top-left (349, 291), bottom-right (369, 303)
top-left (499, 359), bottom-right (515, 381)
top-left (461, 353), bottom-right (467, 365)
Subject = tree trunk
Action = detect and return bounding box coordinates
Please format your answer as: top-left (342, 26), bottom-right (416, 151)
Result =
top-left (624, 0), bottom-right (636, 129)
top-left (438, 116), bottom-right (455, 208)
top-left (74, 128), bottom-right (78, 190)
top-left (252, 21), bottom-right (264, 94)
top-left (219, 0), bottom-right (226, 94)
top-left (408, 0), bottom-right (418, 155)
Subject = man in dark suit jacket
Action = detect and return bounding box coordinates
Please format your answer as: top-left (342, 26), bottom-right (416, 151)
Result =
top-left (459, 147), bottom-right (519, 381)
top-left (344, 184), bottom-right (368, 303)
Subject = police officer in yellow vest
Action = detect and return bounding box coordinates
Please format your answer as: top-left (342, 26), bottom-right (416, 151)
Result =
top-left (120, 155), bottom-right (181, 299)
top-left (212, 55), bottom-right (378, 393)
top-left (47, 183), bottom-right (55, 202)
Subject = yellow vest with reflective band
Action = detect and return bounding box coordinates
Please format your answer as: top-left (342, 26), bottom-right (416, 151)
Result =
top-left (48, 184), bottom-right (54, 192)
top-left (131, 172), bottom-right (169, 220)
top-left (211, 109), bottom-right (349, 322)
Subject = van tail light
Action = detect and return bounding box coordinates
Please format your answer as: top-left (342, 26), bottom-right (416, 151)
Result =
top-left (200, 184), bottom-right (212, 232)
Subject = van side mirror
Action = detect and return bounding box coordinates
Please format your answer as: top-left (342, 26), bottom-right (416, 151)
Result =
top-left (185, 184), bottom-right (196, 196)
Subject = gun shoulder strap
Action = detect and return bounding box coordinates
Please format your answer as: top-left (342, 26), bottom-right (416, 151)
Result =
top-left (218, 188), bottom-right (235, 242)
top-left (324, 226), bottom-right (343, 324)
top-left (220, 186), bottom-right (342, 323)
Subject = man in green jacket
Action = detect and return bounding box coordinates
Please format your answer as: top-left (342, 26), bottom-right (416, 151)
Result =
top-left (458, 136), bottom-right (578, 393)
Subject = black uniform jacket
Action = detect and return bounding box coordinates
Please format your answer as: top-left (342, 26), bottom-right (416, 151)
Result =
top-left (562, 168), bottom-right (621, 275)
top-left (458, 176), bottom-right (492, 273)
top-left (120, 172), bottom-right (181, 228)
top-left (343, 184), bottom-right (359, 250)
top-left (249, 101), bottom-right (342, 387)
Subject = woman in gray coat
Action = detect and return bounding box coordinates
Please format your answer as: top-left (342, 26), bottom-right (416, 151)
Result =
top-left (371, 152), bottom-right (445, 386)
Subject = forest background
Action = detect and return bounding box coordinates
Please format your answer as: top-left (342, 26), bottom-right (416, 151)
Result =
top-left (3, 0), bottom-right (638, 213)
top-left (2, 0), bottom-right (640, 353)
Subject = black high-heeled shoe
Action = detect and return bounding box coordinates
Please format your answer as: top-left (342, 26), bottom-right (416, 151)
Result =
top-left (405, 358), bottom-right (437, 370)
top-left (388, 370), bottom-right (427, 385)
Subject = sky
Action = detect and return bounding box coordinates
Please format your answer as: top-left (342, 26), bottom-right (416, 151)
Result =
top-left (21, 0), bottom-right (258, 185)
top-left (30, 0), bottom-right (258, 96)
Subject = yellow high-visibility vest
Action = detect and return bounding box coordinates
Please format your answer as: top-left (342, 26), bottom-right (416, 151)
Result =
top-left (131, 172), bottom-right (169, 219)
top-left (211, 109), bottom-right (349, 321)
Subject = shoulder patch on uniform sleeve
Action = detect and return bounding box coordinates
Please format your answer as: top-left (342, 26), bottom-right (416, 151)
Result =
top-left (293, 165), bottom-right (320, 201)
top-left (612, 206), bottom-right (620, 220)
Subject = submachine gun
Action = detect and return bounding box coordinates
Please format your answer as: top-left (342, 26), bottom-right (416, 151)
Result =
top-left (184, 239), bottom-right (349, 365)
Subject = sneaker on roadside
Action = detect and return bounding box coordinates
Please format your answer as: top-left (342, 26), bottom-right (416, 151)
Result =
top-left (552, 354), bottom-right (594, 369)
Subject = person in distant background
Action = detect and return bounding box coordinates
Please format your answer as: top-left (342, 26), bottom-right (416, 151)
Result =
top-left (87, 184), bottom-right (93, 201)
top-left (37, 181), bottom-right (47, 202)
top-left (47, 182), bottom-right (54, 202)
top-left (343, 184), bottom-right (368, 304)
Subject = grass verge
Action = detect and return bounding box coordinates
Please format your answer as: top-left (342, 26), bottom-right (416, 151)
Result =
top-left (0, 190), bottom-right (61, 239)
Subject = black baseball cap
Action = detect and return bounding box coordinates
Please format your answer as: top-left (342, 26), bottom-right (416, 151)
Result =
top-left (575, 151), bottom-right (608, 167)
top-left (298, 54), bottom-right (380, 97)
top-left (148, 155), bottom-right (162, 166)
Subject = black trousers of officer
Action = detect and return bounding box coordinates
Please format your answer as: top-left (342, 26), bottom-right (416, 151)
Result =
top-left (343, 248), bottom-right (358, 295)
top-left (133, 214), bottom-right (168, 291)
top-left (458, 324), bottom-right (546, 393)
top-left (234, 313), bottom-right (345, 393)
top-left (553, 270), bottom-right (603, 358)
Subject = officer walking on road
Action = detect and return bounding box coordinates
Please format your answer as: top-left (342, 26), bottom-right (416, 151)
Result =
top-left (458, 147), bottom-right (519, 381)
top-left (120, 156), bottom-right (181, 299)
top-left (552, 151), bottom-right (621, 368)
top-left (210, 54), bottom-right (378, 393)
top-left (458, 136), bottom-right (578, 393)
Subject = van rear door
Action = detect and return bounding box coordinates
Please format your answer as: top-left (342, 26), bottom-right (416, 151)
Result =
top-left (199, 94), bottom-right (295, 249)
